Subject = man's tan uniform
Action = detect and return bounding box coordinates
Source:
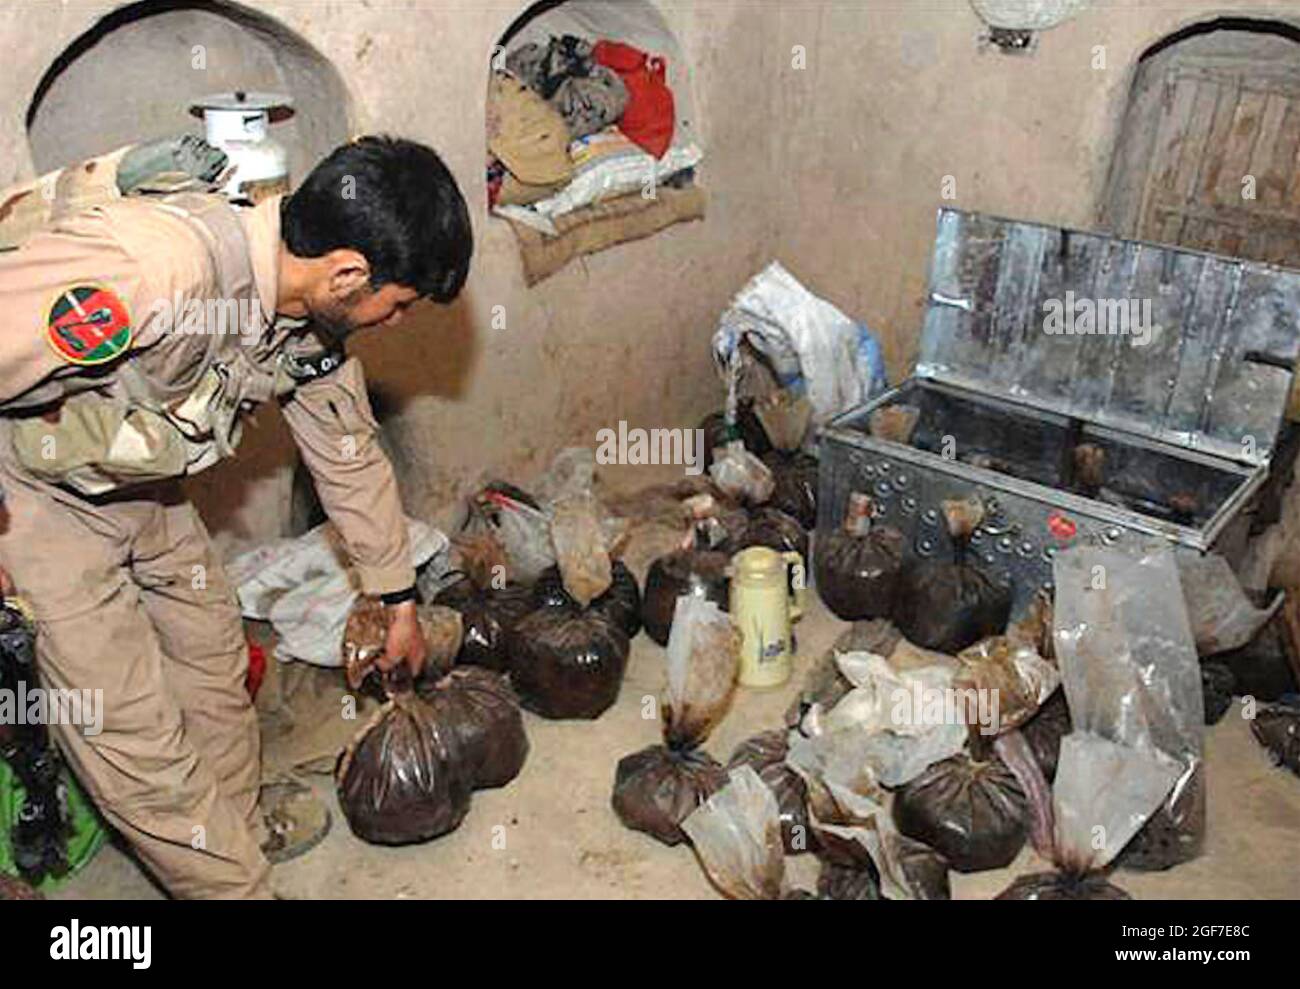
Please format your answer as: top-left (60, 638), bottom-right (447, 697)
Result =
top-left (0, 189), bottom-right (413, 897)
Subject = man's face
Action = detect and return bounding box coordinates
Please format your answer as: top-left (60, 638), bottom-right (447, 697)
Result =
top-left (309, 282), bottom-right (421, 343)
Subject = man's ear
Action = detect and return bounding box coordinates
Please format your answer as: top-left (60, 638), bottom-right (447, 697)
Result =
top-left (325, 248), bottom-right (371, 301)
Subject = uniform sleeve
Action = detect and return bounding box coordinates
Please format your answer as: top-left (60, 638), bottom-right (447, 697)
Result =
top-left (0, 200), bottom-right (212, 408)
top-left (0, 208), bottom-right (149, 406)
top-left (280, 355), bottom-right (415, 595)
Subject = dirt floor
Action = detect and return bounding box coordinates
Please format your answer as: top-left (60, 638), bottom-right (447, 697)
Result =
top-left (46, 582), bottom-right (1300, 901)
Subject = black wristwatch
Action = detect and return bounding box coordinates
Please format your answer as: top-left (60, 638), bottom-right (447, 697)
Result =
top-left (380, 586), bottom-right (417, 607)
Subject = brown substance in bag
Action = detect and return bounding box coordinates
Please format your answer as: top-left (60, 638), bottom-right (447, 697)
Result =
top-left (642, 546), bottom-right (731, 647)
top-left (509, 605), bottom-right (630, 719)
top-left (996, 871), bottom-right (1130, 900)
top-left (892, 752), bottom-right (1028, 873)
top-left (336, 677), bottom-right (474, 845)
top-left (611, 747), bottom-right (728, 846)
top-left (814, 494), bottom-right (903, 620)
top-left (417, 666), bottom-right (529, 789)
top-left (433, 577), bottom-right (534, 672)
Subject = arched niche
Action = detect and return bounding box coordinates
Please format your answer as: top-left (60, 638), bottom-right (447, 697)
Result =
top-left (26, 0), bottom-right (352, 189)
top-left (1101, 16), bottom-right (1300, 265)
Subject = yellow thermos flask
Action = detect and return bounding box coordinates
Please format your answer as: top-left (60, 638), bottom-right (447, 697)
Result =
top-left (728, 546), bottom-right (804, 688)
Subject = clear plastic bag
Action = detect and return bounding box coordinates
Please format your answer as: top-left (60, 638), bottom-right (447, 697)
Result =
top-left (996, 732), bottom-right (1182, 899)
top-left (611, 596), bottom-right (740, 845)
top-left (954, 635), bottom-right (1059, 735)
top-left (1053, 543), bottom-right (1206, 869)
top-left (1176, 552), bottom-right (1282, 655)
top-left (550, 492), bottom-right (614, 607)
top-left (708, 441), bottom-right (775, 503)
top-left (682, 765), bottom-right (789, 899)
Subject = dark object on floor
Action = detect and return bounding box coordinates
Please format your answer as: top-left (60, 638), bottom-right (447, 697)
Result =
top-left (1020, 689), bottom-right (1072, 783)
top-left (433, 576), bottom-right (534, 673)
top-left (509, 605), bottom-right (630, 719)
top-left (813, 494), bottom-right (904, 620)
top-left (730, 506), bottom-right (810, 569)
top-left (891, 835), bottom-right (953, 900)
top-left (336, 674), bottom-right (474, 845)
top-left (611, 746), bottom-right (728, 846)
top-left (1116, 762), bottom-right (1206, 872)
top-left (642, 545), bottom-right (731, 646)
top-left (996, 871), bottom-right (1131, 900)
top-left (727, 731), bottom-right (812, 854)
top-left (1201, 661), bottom-right (1236, 725)
top-left (700, 401), bottom-right (771, 468)
top-left (0, 600), bottom-right (71, 884)
top-left (762, 450), bottom-right (818, 529)
top-left (817, 861), bottom-right (881, 900)
top-left (1250, 701), bottom-right (1300, 777)
top-left (893, 554), bottom-right (1011, 654)
top-left (418, 667), bottom-right (530, 789)
top-left (893, 753), bottom-right (1028, 873)
top-left (1212, 599), bottom-right (1300, 702)
top-left (534, 560), bottom-right (642, 639)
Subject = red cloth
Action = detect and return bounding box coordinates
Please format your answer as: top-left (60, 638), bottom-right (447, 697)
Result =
top-left (593, 40), bottom-right (675, 159)
top-left (246, 639), bottom-right (267, 701)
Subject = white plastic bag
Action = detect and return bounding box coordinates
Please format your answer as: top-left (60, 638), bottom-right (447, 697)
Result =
top-left (712, 262), bottom-right (886, 434)
top-left (229, 518), bottom-right (448, 667)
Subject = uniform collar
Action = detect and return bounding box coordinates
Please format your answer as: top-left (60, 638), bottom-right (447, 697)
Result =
top-left (239, 194), bottom-right (287, 332)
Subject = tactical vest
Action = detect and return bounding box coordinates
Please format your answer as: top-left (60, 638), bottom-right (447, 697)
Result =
top-left (7, 192), bottom-right (309, 496)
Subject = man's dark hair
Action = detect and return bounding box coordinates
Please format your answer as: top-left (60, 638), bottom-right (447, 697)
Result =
top-left (281, 135), bottom-right (472, 303)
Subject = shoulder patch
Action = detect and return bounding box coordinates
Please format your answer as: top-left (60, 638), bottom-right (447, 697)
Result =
top-left (45, 284), bottom-right (133, 366)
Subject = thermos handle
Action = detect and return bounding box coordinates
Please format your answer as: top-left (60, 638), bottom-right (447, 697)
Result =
top-left (782, 551), bottom-right (805, 622)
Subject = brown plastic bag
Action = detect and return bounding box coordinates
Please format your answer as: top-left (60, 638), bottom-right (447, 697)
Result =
top-left (417, 666), bottom-right (529, 789)
top-left (611, 596), bottom-right (739, 845)
top-left (335, 672), bottom-right (474, 845)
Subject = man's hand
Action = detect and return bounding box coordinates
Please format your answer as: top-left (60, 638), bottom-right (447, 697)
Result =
top-left (379, 600), bottom-right (426, 678)
top-left (0, 565), bottom-right (14, 599)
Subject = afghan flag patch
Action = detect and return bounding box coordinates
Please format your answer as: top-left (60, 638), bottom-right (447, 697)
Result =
top-left (46, 284), bottom-right (132, 366)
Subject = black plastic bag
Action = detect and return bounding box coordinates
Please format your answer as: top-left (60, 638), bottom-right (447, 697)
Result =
top-left (433, 576), bottom-right (534, 673)
top-left (996, 872), bottom-right (1130, 900)
top-left (894, 560), bottom-right (1011, 653)
top-left (336, 674), bottom-right (474, 845)
top-left (417, 666), bottom-right (530, 789)
top-left (761, 450), bottom-right (818, 529)
top-left (817, 861), bottom-right (881, 900)
top-left (1201, 661), bottom-right (1235, 726)
top-left (730, 506), bottom-right (809, 567)
top-left (1020, 689), bottom-right (1071, 783)
top-left (892, 753), bottom-right (1028, 873)
top-left (508, 605), bottom-right (629, 719)
top-left (611, 747), bottom-right (728, 846)
top-left (1251, 701), bottom-right (1300, 777)
top-left (642, 545), bottom-right (731, 647)
top-left (726, 730), bottom-right (812, 854)
top-left (894, 498), bottom-right (1011, 653)
top-left (814, 494), bottom-right (904, 620)
top-left (1213, 603), bottom-right (1299, 701)
top-left (534, 560), bottom-right (642, 639)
